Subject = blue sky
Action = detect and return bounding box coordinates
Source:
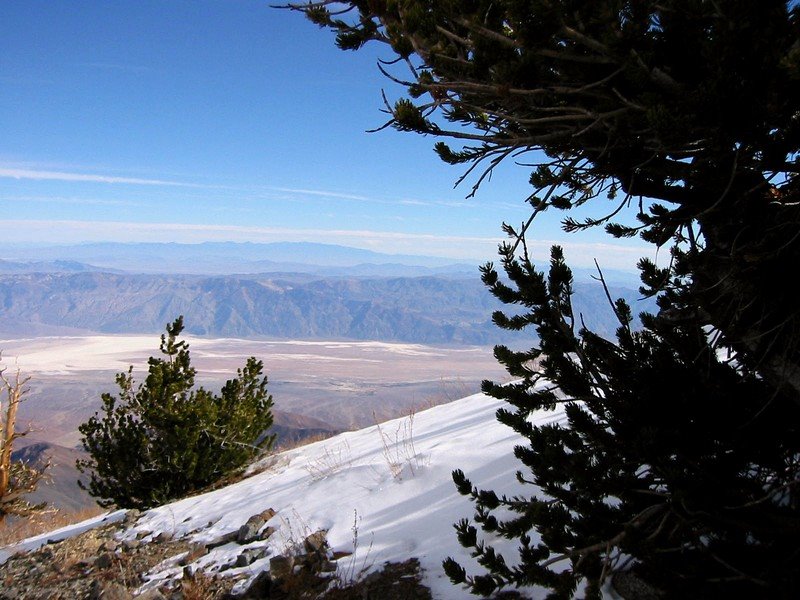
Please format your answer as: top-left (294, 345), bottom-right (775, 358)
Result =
top-left (0, 0), bottom-right (649, 269)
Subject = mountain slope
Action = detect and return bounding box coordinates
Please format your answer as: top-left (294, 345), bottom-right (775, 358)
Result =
top-left (0, 272), bottom-right (654, 343)
top-left (9, 442), bottom-right (93, 513)
top-left (1, 391), bottom-right (568, 599)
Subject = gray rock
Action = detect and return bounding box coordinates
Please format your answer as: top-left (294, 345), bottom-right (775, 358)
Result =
top-left (236, 547), bottom-right (271, 568)
top-left (303, 530), bottom-right (329, 554)
top-left (237, 522), bottom-right (261, 545)
top-left (252, 547), bottom-right (271, 561)
top-left (236, 508), bottom-right (278, 545)
top-left (238, 513), bottom-right (271, 544)
top-left (235, 553), bottom-right (251, 568)
top-left (207, 530), bottom-right (238, 549)
top-left (269, 555), bottom-right (294, 580)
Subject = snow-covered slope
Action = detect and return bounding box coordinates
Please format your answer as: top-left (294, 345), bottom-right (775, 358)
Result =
top-left (1, 391), bottom-right (569, 598)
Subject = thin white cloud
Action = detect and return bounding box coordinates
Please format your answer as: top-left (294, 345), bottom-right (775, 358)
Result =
top-left (270, 187), bottom-right (482, 210)
top-left (270, 187), bottom-right (376, 202)
top-left (0, 167), bottom-right (202, 187)
top-left (0, 194), bottom-right (141, 207)
top-left (398, 198), bottom-right (476, 208)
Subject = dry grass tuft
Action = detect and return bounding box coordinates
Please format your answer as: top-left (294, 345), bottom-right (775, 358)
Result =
top-left (374, 409), bottom-right (424, 479)
top-left (0, 505), bottom-right (104, 547)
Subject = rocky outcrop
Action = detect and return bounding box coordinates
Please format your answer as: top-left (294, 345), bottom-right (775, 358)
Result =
top-left (0, 508), bottom-right (432, 599)
top-left (0, 518), bottom-right (232, 599)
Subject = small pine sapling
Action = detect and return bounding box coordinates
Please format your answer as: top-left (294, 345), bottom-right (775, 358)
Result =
top-left (77, 317), bottom-right (276, 509)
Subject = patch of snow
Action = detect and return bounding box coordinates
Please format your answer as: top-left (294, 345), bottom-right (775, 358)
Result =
top-left (127, 390), bottom-right (567, 598)
top-left (2, 390), bottom-right (573, 598)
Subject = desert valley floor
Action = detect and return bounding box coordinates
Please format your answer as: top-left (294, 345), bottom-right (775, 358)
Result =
top-left (1, 335), bottom-right (510, 448)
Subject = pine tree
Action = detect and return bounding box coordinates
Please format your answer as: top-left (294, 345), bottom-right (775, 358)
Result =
top-left (442, 244), bottom-right (799, 597)
top-left (287, 1), bottom-right (800, 595)
top-left (77, 317), bottom-right (275, 509)
top-left (287, 0), bottom-right (800, 404)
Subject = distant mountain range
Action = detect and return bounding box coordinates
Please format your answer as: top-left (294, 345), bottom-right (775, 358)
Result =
top-left (0, 241), bottom-right (641, 284)
top-left (0, 271), bottom-right (654, 343)
top-left (0, 241), bottom-right (477, 278)
top-left (0, 259), bottom-right (116, 274)
top-left (0, 241), bottom-right (651, 343)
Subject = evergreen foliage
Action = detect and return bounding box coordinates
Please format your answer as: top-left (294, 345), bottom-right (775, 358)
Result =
top-left (77, 317), bottom-right (275, 509)
top-left (443, 245), bottom-right (799, 597)
top-left (288, 1), bottom-right (800, 596)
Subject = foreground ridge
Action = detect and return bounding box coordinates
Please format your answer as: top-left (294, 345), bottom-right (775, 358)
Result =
top-left (1, 392), bottom-right (567, 598)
